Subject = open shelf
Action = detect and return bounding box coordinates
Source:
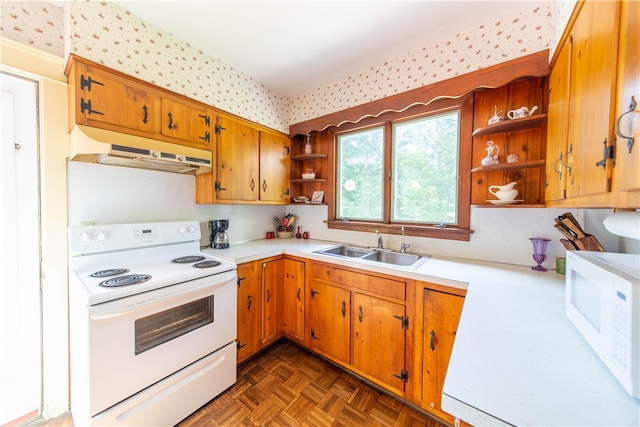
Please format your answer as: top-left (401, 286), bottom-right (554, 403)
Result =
top-left (290, 178), bottom-right (328, 183)
top-left (471, 159), bottom-right (545, 173)
top-left (291, 154), bottom-right (328, 161)
top-left (472, 114), bottom-right (547, 137)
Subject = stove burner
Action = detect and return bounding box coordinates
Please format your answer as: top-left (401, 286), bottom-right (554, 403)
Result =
top-left (193, 260), bottom-right (221, 269)
top-left (99, 274), bottom-right (152, 288)
top-left (90, 268), bottom-right (130, 278)
top-left (171, 255), bottom-right (206, 264)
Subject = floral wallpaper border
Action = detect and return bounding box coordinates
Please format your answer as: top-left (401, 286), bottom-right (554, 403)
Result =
top-left (2, 1), bottom-right (577, 132)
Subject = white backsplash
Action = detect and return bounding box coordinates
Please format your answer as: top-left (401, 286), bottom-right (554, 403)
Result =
top-left (67, 161), bottom-right (284, 249)
top-left (69, 161), bottom-right (633, 267)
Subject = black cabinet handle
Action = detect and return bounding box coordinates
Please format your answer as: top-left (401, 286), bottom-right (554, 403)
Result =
top-left (262, 180), bottom-right (267, 192)
top-left (430, 330), bottom-right (436, 351)
top-left (142, 105), bottom-right (148, 124)
top-left (296, 288), bottom-right (301, 301)
top-left (167, 112), bottom-right (174, 130)
top-left (247, 295), bottom-right (252, 310)
top-left (250, 179), bottom-right (255, 192)
top-left (266, 289), bottom-right (271, 303)
top-left (358, 306), bottom-right (363, 323)
top-left (341, 301), bottom-right (346, 318)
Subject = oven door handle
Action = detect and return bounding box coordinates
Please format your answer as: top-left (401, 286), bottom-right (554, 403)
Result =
top-left (89, 270), bottom-right (236, 321)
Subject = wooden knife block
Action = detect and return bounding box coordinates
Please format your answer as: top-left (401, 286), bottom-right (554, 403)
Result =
top-left (572, 235), bottom-right (605, 251)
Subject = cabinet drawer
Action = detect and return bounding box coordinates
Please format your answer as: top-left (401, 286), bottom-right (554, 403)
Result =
top-left (311, 263), bottom-right (405, 300)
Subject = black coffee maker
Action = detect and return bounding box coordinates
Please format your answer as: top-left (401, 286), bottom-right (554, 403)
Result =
top-left (209, 219), bottom-right (229, 249)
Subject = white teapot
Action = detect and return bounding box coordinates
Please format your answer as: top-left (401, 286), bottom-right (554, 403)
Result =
top-left (507, 105), bottom-right (538, 120)
top-left (489, 182), bottom-right (518, 200)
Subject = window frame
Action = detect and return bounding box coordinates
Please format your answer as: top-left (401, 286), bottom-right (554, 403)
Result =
top-left (327, 95), bottom-right (473, 241)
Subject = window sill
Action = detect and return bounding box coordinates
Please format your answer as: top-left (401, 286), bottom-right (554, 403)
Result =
top-left (326, 220), bottom-right (473, 242)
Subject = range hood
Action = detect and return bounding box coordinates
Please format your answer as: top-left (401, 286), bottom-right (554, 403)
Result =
top-left (69, 125), bottom-right (212, 175)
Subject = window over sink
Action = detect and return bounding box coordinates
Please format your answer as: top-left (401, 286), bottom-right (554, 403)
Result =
top-left (329, 96), bottom-right (473, 240)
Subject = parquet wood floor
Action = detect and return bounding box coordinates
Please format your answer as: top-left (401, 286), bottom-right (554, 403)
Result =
top-left (35, 340), bottom-right (446, 427)
top-left (178, 340), bottom-right (446, 427)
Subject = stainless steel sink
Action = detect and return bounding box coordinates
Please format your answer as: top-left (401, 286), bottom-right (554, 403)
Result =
top-left (361, 250), bottom-right (422, 266)
top-left (315, 245), bottom-right (429, 270)
top-left (321, 245), bottom-right (375, 258)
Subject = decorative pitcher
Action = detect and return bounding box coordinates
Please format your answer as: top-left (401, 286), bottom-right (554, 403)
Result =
top-left (481, 141), bottom-right (500, 166)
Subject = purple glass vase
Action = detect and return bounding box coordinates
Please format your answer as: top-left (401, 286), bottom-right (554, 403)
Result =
top-left (529, 237), bottom-right (551, 271)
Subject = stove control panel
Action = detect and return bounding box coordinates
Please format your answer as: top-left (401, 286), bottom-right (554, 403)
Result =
top-left (69, 221), bottom-right (202, 255)
top-left (134, 226), bottom-right (159, 240)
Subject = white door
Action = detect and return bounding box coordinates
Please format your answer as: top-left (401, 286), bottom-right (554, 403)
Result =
top-left (0, 72), bottom-right (41, 425)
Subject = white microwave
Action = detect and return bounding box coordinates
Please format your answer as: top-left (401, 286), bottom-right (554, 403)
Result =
top-left (566, 250), bottom-right (640, 398)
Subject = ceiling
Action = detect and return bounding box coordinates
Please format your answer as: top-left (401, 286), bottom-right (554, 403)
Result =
top-left (112, 1), bottom-right (540, 98)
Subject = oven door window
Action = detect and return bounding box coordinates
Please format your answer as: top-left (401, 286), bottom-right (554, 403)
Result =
top-left (135, 296), bottom-right (213, 354)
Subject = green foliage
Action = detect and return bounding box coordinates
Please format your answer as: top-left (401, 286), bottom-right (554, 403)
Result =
top-left (337, 111), bottom-right (460, 224)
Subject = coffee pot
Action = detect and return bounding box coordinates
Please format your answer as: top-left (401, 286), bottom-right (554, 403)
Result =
top-left (209, 219), bottom-right (229, 249)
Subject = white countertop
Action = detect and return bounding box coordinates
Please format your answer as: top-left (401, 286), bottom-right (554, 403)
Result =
top-left (204, 238), bottom-right (640, 426)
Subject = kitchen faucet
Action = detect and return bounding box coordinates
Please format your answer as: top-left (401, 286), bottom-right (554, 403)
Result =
top-left (376, 230), bottom-right (383, 249)
top-left (400, 226), bottom-right (411, 253)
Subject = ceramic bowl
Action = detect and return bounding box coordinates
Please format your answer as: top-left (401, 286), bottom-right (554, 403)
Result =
top-left (277, 231), bottom-right (293, 239)
top-left (302, 173), bottom-right (316, 179)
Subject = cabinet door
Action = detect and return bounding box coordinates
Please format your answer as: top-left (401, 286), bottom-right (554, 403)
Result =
top-left (352, 293), bottom-right (406, 395)
top-left (259, 131), bottom-right (290, 203)
top-left (422, 289), bottom-right (464, 423)
top-left (282, 258), bottom-right (305, 342)
top-left (612, 0), bottom-right (640, 195)
top-left (546, 37), bottom-right (572, 202)
top-left (566, 0), bottom-right (619, 199)
top-left (261, 259), bottom-right (281, 345)
top-left (72, 62), bottom-right (158, 134)
top-left (160, 98), bottom-right (212, 150)
top-left (237, 262), bottom-right (260, 363)
top-left (308, 280), bottom-right (351, 364)
top-left (216, 115), bottom-right (259, 201)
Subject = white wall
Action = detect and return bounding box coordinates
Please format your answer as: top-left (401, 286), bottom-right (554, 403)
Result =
top-left (67, 161), bottom-right (285, 248)
top-left (69, 161), bottom-right (634, 269)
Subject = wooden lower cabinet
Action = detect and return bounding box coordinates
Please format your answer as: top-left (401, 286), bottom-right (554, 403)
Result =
top-left (261, 259), bottom-right (281, 345)
top-left (236, 257), bottom-right (286, 363)
top-left (308, 261), bottom-right (410, 396)
top-left (238, 257), bottom-right (467, 425)
top-left (236, 261), bottom-right (260, 363)
top-left (308, 279), bottom-right (351, 364)
top-left (419, 286), bottom-right (466, 424)
top-left (352, 292), bottom-right (407, 395)
top-left (282, 258), bottom-right (305, 342)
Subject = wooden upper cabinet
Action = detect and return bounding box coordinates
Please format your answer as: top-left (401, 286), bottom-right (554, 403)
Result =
top-left (546, 35), bottom-right (572, 203)
top-left (565, 0), bottom-right (619, 200)
top-left (160, 98), bottom-right (212, 150)
top-left (216, 114), bottom-right (260, 201)
top-left (259, 131), bottom-right (291, 203)
top-left (67, 58), bottom-right (159, 134)
top-left (611, 0), bottom-right (640, 203)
